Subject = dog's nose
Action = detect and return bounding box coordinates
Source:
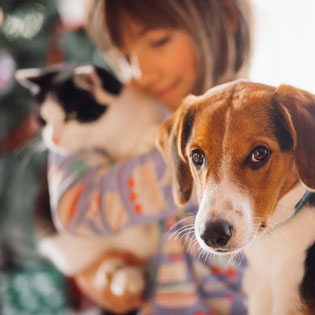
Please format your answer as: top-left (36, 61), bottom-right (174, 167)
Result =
top-left (200, 220), bottom-right (233, 248)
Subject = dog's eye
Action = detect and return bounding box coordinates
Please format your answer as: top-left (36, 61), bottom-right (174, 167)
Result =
top-left (251, 146), bottom-right (271, 163)
top-left (191, 149), bottom-right (205, 167)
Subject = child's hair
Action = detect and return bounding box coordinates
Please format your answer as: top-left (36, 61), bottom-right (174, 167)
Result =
top-left (86, 0), bottom-right (252, 94)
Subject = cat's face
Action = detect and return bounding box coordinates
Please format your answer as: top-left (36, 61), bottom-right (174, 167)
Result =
top-left (16, 63), bottom-right (163, 159)
top-left (16, 64), bottom-right (122, 153)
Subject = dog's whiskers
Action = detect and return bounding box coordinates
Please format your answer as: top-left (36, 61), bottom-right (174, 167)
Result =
top-left (178, 226), bottom-right (194, 242)
top-left (266, 229), bottom-right (282, 247)
top-left (227, 252), bottom-right (243, 267)
top-left (235, 251), bottom-right (245, 266)
top-left (188, 238), bottom-right (199, 255)
top-left (168, 214), bottom-right (195, 231)
top-left (276, 204), bottom-right (294, 210)
top-left (251, 232), bottom-right (263, 256)
top-left (198, 248), bottom-right (209, 261)
top-left (183, 230), bottom-right (195, 246)
top-left (272, 224), bottom-right (289, 240)
top-left (168, 224), bottom-right (194, 244)
top-left (169, 224), bottom-right (194, 241)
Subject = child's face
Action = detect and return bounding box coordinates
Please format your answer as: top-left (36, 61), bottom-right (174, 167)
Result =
top-left (119, 17), bottom-right (199, 111)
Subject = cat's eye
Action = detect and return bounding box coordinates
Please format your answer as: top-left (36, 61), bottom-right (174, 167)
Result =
top-left (65, 112), bottom-right (77, 121)
top-left (191, 149), bottom-right (205, 167)
top-left (36, 112), bottom-right (46, 126)
top-left (38, 117), bottom-right (46, 126)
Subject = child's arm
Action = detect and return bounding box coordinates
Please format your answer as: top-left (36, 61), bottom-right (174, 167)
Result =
top-left (48, 149), bottom-right (178, 236)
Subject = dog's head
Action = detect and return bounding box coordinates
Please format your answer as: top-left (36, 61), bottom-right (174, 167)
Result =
top-left (158, 80), bottom-right (315, 254)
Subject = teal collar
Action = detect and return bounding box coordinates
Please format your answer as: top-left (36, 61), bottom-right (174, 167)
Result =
top-left (294, 190), bottom-right (314, 214)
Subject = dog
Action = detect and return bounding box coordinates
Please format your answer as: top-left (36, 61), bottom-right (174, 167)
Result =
top-left (157, 80), bottom-right (315, 314)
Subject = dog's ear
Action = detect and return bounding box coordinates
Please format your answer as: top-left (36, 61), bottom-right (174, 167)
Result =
top-left (274, 85), bottom-right (315, 190)
top-left (157, 95), bottom-right (197, 205)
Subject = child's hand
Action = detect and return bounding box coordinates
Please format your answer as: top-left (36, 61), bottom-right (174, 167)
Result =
top-left (74, 251), bottom-right (145, 313)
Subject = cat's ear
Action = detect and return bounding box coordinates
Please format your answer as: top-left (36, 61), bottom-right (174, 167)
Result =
top-left (94, 66), bottom-right (122, 95)
top-left (73, 65), bottom-right (101, 93)
top-left (15, 68), bottom-right (57, 94)
top-left (74, 65), bottom-right (123, 105)
top-left (74, 65), bottom-right (122, 96)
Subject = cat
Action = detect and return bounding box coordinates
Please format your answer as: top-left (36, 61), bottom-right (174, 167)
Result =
top-left (16, 63), bottom-right (164, 302)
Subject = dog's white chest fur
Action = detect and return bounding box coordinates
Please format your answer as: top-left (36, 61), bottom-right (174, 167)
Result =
top-left (244, 205), bottom-right (315, 315)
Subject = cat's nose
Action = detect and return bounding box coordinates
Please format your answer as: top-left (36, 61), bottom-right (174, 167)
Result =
top-left (199, 220), bottom-right (233, 248)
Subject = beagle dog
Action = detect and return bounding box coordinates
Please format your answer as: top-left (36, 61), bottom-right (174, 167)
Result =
top-left (157, 80), bottom-right (315, 314)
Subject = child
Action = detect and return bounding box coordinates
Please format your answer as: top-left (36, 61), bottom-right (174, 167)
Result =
top-left (49, 0), bottom-right (252, 313)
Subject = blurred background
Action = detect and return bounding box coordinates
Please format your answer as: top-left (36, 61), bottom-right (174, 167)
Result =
top-left (249, 0), bottom-right (315, 93)
top-left (0, 0), bottom-right (314, 314)
top-left (0, 0), bottom-right (106, 314)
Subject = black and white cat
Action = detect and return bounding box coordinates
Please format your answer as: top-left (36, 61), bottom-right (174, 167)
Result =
top-left (16, 63), bottom-right (163, 298)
